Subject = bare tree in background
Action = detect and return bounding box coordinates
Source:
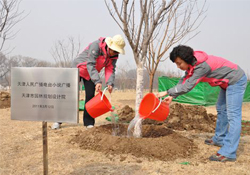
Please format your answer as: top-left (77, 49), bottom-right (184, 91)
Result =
top-left (0, 54), bottom-right (53, 87)
top-left (146, 0), bottom-right (206, 92)
top-left (36, 60), bottom-right (53, 67)
top-left (115, 61), bottom-right (135, 90)
top-left (105, 0), bottom-right (178, 116)
top-left (50, 36), bottom-right (82, 67)
top-left (0, 0), bottom-right (25, 53)
top-left (0, 54), bottom-right (21, 86)
top-left (0, 52), bottom-right (9, 79)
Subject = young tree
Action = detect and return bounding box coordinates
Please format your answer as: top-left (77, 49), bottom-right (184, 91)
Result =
top-left (105, 0), bottom-right (178, 116)
top-left (0, 0), bottom-right (25, 53)
top-left (146, 0), bottom-right (206, 92)
top-left (50, 36), bottom-right (81, 67)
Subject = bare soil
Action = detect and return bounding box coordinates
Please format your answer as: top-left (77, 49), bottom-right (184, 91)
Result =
top-left (71, 124), bottom-right (197, 161)
top-left (119, 103), bottom-right (217, 133)
top-left (0, 91), bottom-right (11, 109)
top-left (1, 90), bottom-right (250, 175)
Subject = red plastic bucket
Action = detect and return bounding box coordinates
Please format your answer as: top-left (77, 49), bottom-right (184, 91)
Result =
top-left (139, 93), bottom-right (169, 121)
top-left (85, 87), bottom-right (113, 118)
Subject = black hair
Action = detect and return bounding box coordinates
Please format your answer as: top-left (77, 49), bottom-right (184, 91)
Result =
top-left (170, 45), bottom-right (196, 65)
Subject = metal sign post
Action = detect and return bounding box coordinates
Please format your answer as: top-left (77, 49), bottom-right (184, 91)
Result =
top-left (11, 67), bottom-right (79, 175)
top-left (42, 121), bottom-right (48, 175)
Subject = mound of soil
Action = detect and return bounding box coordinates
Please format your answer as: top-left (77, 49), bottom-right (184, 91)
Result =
top-left (117, 103), bottom-right (217, 133)
top-left (115, 103), bottom-right (250, 135)
top-left (162, 103), bottom-right (216, 132)
top-left (117, 105), bottom-right (135, 122)
top-left (71, 124), bottom-right (197, 161)
top-left (0, 91), bottom-right (11, 109)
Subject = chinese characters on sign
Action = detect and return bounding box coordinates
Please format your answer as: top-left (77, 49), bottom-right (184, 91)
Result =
top-left (32, 104), bottom-right (54, 109)
top-left (17, 82), bottom-right (71, 88)
top-left (22, 93), bottom-right (66, 99)
top-left (18, 81), bottom-right (71, 100)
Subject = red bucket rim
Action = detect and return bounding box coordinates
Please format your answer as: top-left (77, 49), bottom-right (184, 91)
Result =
top-left (139, 93), bottom-right (158, 118)
top-left (98, 91), bottom-right (112, 110)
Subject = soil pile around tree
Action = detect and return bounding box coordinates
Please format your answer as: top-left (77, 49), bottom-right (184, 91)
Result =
top-left (71, 124), bottom-right (197, 161)
top-left (0, 91), bottom-right (11, 109)
top-left (115, 103), bottom-right (250, 135)
top-left (117, 103), bottom-right (217, 133)
top-left (71, 103), bottom-right (249, 162)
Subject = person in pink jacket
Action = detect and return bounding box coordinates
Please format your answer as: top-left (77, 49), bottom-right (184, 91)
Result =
top-left (52, 35), bottom-right (125, 129)
top-left (157, 45), bottom-right (247, 162)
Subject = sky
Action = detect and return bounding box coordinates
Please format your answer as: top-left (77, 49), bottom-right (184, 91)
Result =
top-left (4, 0), bottom-right (250, 75)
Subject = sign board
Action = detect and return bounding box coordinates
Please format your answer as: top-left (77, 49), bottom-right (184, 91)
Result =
top-left (11, 67), bottom-right (79, 123)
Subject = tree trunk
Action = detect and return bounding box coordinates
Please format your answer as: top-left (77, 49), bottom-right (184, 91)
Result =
top-left (149, 73), bottom-right (154, 93)
top-left (135, 61), bottom-right (144, 118)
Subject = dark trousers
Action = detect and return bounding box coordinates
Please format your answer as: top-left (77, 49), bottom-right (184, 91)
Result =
top-left (82, 78), bottom-right (95, 126)
top-left (58, 78), bottom-right (96, 126)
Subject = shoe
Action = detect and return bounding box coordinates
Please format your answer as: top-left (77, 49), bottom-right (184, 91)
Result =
top-left (86, 125), bottom-right (94, 129)
top-left (209, 153), bottom-right (236, 162)
top-left (204, 139), bottom-right (222, 147)
top-left (51, 122), bottom-right (61, 129)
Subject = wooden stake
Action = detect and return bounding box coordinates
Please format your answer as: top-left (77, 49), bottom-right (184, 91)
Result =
top-left (42, 121), bottom-right (48, 175)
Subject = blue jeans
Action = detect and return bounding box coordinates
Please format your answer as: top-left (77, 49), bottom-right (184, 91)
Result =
top-left (212, 75), bottom-right (247, 159)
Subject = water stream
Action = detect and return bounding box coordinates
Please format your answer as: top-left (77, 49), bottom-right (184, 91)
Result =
top-left (127, 115), bottom-right (144, 138)
top-left (111, 110), bottom-right (120, 136)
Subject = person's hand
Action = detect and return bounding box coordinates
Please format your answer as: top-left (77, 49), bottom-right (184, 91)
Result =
top-left (155, 91), bottom-right (168, 98)
top-left (95, 83), bottom-right (102, 92)
top-left (107, 85), bottom-right (113, 93)
top-left (163, 96), bottom-right (173, 105)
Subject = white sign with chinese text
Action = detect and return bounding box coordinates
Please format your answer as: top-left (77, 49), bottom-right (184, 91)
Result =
top-left (11, 67), bottom-right (79, 123)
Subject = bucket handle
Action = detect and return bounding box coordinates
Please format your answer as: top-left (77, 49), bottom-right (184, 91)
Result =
top-left (101, 87), bottom-right (114, 112)
top-left (101, 87), bottom-right (108, 101)
top-left (152, 98), bottom-right (162, 113)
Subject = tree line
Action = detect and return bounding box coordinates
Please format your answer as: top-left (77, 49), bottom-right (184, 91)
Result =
top-left (0, 52), bottom-right (181, 90)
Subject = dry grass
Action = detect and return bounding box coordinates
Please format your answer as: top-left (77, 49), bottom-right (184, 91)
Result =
top-left (1, 91), bottom-right (250, 175)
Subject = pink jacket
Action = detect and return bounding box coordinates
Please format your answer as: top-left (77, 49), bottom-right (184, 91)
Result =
top-left (72, 38), bottom-right (118, 86)
top-left (167, 51), bottom-right (245, 98)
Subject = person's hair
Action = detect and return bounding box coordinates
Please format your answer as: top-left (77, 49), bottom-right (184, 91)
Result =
top-left (170, 45), bottom-right (195, 65)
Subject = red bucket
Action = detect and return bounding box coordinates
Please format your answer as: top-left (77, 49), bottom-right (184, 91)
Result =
top-left (139, 93), bottom-right (169, 121)
top-left (85, 87), bottom-right (113, 118)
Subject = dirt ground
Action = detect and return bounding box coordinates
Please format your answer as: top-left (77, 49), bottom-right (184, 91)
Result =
top-left (1, 90), bottom-right (250, 175)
